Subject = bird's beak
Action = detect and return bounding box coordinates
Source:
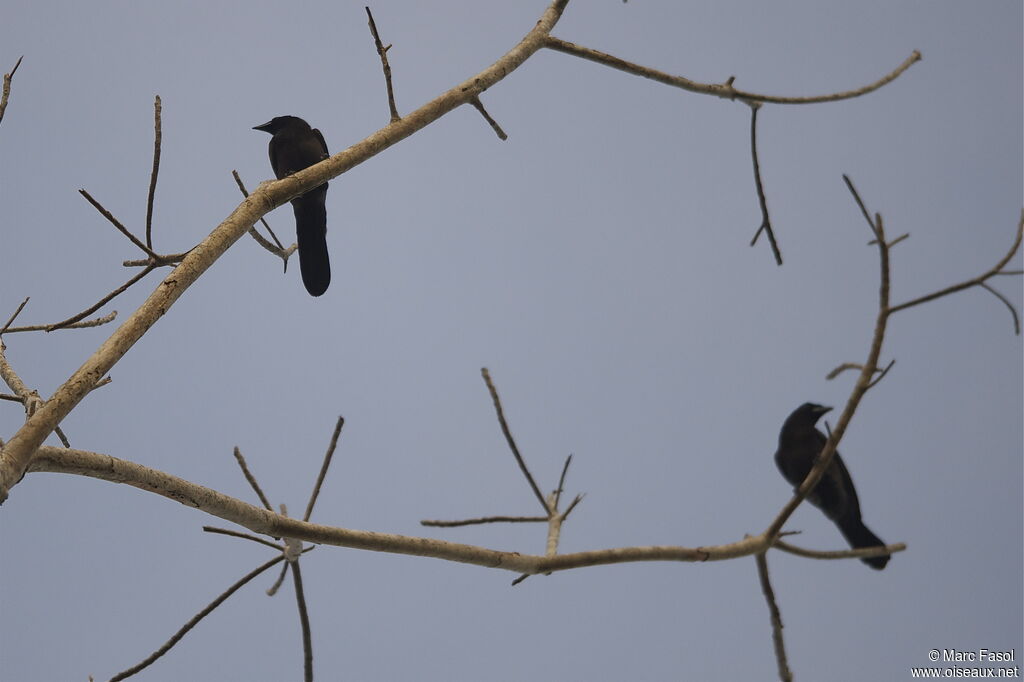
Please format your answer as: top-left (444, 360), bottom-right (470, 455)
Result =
top-left (817, 405), bottom-right (834, 416)
top-left (253, 121), bottom-right (273, 132)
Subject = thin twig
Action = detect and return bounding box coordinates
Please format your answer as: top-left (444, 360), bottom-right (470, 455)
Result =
top-left (304, 416), bottom-right (344, 522)
top-left (887, 210), bottom-right (1023, 320)
top-left (123, 252), bottom-right (190, 268)
top-left (755, 552), bottom-right (793, 682)
top-left (545, 37), bottom-right (921, 105)
top-left (202, 525), bottom-right (282, 551)
top-left (0, 342), bottom-right (38, 417)
top-left (366, 6), bottom-right (400, 123)
top-left (826, 362), bottom-right (870, 380)
top-left (46, 265), bottom-right (156, 331)
top-left (561, 493), bottom-right (583, 519)
top-left (480, 368), bottom-right (549, 513)
top-left (145, 95), bottom-right (162, 249)
top-left (421, 515), bottom-right (548, 527)
top-left (232, 170), bottom-right (286, 253)
top-left (470, 97), bottom-right (508, 140)
top-left (79, 189), bottom-right (162, 260)
top-left (108, 554), bottom-right (286, 681)
top-left (290, 561), bottom-right (314, 682)
top-left (0, 297), bottom-right (30, 335)
top-left (887, 232), bottom-right (910, 248)
top-left (54, 426), bottom-right (70, 448)
top-left (746, 102), bottom-right (783, 265)
top-left (267, 562), bottom-right (289, 597)
top-left (773, 538), bottom-right (906, 562)
top-left (979, 282), bottom-right (1021, 335)
top-left (553, 453), bottom-right (572, 511)
top-left (4, 310), bottom-right (118, 334)
top-left (866, 358), bottom-right (896, 389)
top-left (233, 446), bottom-right (273, 512)
top-left (0, 55), bottom-right (23, 127)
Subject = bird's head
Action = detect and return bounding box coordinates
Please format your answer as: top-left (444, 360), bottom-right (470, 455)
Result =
top-left (796, 402), bottom-right (833, 423)
top-left (253, 115), bottom-right (307, 135)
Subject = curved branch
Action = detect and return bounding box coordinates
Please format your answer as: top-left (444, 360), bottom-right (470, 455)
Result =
top-left (773, 538), bottom-right (906, 562)
top-left (108, 554), bottom-right (286, 681)
top-left (888, 210), bottom-right (1024, 317)
top-left (544, 37), bottom-right (920, 105)
top-left (28, 445), bottom-right (767, 573)
top-left (765, 178), bottom-right (892, 540)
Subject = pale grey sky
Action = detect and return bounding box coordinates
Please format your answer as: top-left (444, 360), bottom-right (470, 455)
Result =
top-left (1, 2), bottom-right (1021, 681)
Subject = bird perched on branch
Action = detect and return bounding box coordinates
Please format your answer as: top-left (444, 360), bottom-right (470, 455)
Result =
top-left (774, 402), bottom-right (891, 570)
top-left (253, 115), bottom-right (331, 296)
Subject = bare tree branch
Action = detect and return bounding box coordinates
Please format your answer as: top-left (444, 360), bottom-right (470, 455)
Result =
top-left (366, 6), bottom-right (400, 123)
top-left (0, 340), bottom-right (71, 447)
top-left (887, 210), bottom-right (1023, 323)
top-left (29, 445), bottom-right (775, 572)
top-left (1, 1), bottom-right (576, 502)
top-left (145, 95), bottom-right (162, 249)
top-left (303, 416), bottom-right (344, 522)
top-left (764, 179), bottom-right (893, 542)
top-left (108, 554), bottom-right (286, 681)
top-left (202, 525), bottom-right (282, 551)
top-left (290, 560), bottom-right (314, 682)
top-left (79, 189), bottom-right (162, 261)
top-left (481, 367), bottom-right (550, 513)
top-left (746, 102), bottom-right (783, 265)
top-left (755, 552), bottom-right (792, 682)
top-left (232, 170), bottom-right (287, 255)
top-left (233, 446), bottom-right (273, 512)
top-left (773, 538), bottom-right (906, 562)
top-left (470, 97), bottom-right (508, 140)
top-left (544, 37), bottom-right (920, 104)
top-left (768, 180), bottom-right (1022, 546)
top-left (0, 55), bottom-right (23, 127)
top-left (3, 310), bottom-right (118, 334)
top-left (979, 282), bottom-right (1021, 335)
top-left (46, 265), bottom-right (157, 332)
top-left (553, 453), bottom-right (572, 510)
top-left (421, 515), bottom-right (549, 527)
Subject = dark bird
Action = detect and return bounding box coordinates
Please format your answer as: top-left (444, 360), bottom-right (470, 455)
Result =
top-left (774, 402), bottom-right (891, 570)
top-left (253, 115), bottom-right (331, 296)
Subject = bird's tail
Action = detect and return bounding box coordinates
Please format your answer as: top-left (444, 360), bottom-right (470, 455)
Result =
top-left (837, 517), bottom-right (890, 570)
top-left (292, 192), bottom-right (331, 297)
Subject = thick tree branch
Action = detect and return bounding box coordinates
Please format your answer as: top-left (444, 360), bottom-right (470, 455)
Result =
top-left (0, 0), bottom-right (572, 502)
top-left (28, 445), bottom-right (774, 573)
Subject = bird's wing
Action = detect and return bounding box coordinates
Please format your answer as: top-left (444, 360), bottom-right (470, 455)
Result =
top-left (267, 136), bottom-right (284, 179)
top-left (312, 128), bottom-right (329, 160)
top-left (806, 448), bottom-right (861, 522)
